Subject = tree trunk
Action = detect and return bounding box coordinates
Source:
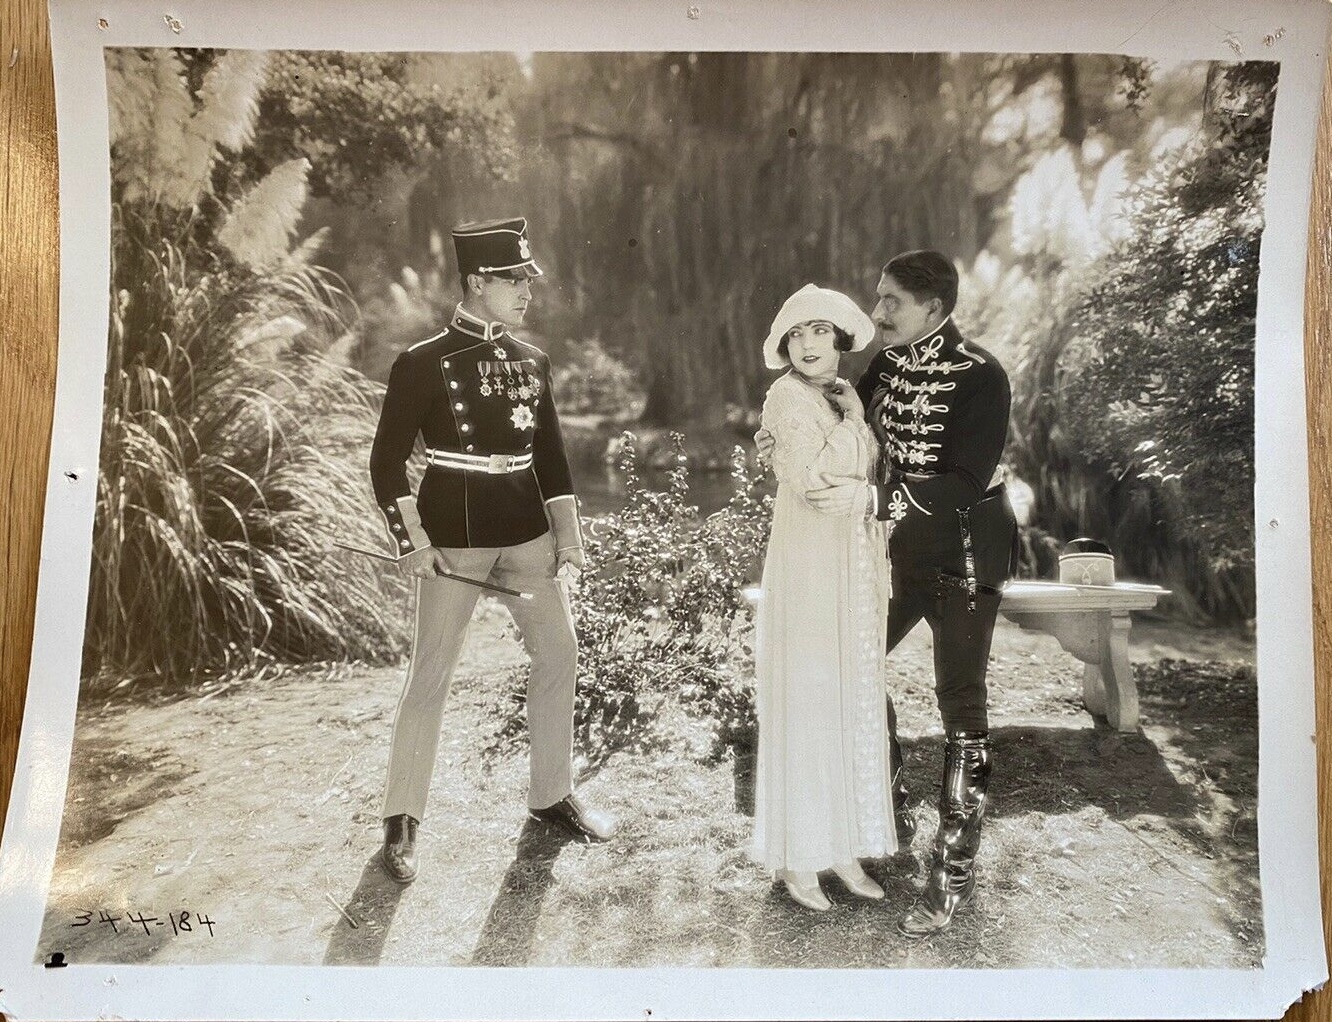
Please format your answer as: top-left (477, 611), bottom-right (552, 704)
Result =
top-left (1059, 54), bottom-right (1086, 148)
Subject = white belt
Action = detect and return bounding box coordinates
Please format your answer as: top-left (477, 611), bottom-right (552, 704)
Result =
top-left (425, 448), bottom-right (533, 474)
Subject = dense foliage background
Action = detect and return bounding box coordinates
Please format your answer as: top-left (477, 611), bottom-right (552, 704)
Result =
top-left (90, 48), bottom-right (1273, 689)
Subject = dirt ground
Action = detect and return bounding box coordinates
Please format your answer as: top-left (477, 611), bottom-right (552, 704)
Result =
top-left (35, 604), bottom-right (1260, 970)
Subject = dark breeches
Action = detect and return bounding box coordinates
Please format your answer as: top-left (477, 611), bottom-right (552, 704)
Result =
top-left (884, 566), bottom-right (1003, 732)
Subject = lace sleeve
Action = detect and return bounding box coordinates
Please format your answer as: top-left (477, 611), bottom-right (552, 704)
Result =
top-left (761, 379), bottom-right (871, 510)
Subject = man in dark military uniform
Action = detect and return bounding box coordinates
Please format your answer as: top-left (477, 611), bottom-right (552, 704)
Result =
top-left (369, 216), bottom-right (615, 883)
top-left (804, 250), bottom-right (1017, 937)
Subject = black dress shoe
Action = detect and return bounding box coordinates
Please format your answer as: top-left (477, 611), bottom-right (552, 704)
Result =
top-left (528, 794), bottom-right (616, 843)
top-left (380, 813), bottom-right (419, 883)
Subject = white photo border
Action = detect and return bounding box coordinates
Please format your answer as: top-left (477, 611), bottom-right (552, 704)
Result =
top-left (1, 0), bottom-right (1327, 1018)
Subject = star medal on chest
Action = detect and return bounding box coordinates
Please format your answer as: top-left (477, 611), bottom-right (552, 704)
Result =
top-left (511, 404), bottom-right (535, 431)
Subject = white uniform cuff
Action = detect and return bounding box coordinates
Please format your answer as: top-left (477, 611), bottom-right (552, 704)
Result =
top-left (381, 495), bottom-right (431, 555)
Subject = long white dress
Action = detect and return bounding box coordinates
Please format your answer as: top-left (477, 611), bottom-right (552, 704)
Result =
top-left (750, 371), bottom-right (896, 872)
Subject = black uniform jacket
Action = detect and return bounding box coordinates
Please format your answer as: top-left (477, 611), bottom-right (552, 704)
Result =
top-left (856, 317), bottom-right (1015, 586)
top-left (369, 304), bottom-right (574, 552)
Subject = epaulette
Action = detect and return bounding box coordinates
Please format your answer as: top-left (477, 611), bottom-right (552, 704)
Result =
top-left (406, 327), bottom-right (450, 353)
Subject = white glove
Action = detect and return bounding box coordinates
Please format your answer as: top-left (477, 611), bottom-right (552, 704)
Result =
top-left (547, 495), bottom-right (586, 573)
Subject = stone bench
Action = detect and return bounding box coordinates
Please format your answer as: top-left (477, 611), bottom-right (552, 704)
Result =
top-left (999, 579), bottom-right (1171, 732)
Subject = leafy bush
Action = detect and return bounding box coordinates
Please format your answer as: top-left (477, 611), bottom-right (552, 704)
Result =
top-left (486, 434), bottom-right (771, 764)
top-left (958, 63), bottom-right (1271, 621)
top-left (1056, 62), bottom-right (1272, 619)
top-left (550, 337), bottom-right (646, 419)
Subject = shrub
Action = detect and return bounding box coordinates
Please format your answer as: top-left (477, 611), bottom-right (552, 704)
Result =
top-left (958, 63), bottom-right (1272, 621)
top-left (1056, 62), bottom-right (1272, 619)
top-left (486, 434), bottom-right (771, 765)
top-left (550, 337), bottom-right (646, 420)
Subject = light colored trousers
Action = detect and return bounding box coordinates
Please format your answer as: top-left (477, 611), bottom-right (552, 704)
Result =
top-left (381, 533), bottom-right (577, 822)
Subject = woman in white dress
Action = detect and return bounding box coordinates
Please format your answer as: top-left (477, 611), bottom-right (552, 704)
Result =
top-left (750, 284), bottom-right (896, 911)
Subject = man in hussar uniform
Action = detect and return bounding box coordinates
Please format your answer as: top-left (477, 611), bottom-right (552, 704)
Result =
top-left (369, 216), bottom-right (615, 883)
top-left (801, 250), bottom-right (1017, 937)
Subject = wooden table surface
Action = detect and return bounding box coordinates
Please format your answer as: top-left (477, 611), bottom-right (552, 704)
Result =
top-left (1, 1), bottom-right (1329, 1018)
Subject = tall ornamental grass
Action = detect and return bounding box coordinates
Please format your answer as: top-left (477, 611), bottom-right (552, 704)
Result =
top-left (87, 49), bottom-right (410, 685)
top-left (86, 210), bottom-right (410, 683)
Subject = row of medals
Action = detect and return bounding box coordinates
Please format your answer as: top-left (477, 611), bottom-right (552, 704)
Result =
top-left (477, 359), bottom-right (543, 402)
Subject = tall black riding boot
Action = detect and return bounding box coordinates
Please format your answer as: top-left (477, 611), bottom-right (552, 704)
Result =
top-left (886, 695), bottom-right (916, 847)
top-left (898, 730), bottom-right (992, 938)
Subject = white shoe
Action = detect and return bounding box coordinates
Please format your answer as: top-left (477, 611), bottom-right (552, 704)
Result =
top-left (776, 870), bottom-right (831, 912)
top-left (832, 861), bottom-right (884, 900)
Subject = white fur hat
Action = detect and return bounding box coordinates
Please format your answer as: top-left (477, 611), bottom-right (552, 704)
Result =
top-left (763, 283), bottom-right (877, 370)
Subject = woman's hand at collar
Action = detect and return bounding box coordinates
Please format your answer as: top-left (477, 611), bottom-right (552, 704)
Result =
top-left (824, 378), bottom-right (864, 419)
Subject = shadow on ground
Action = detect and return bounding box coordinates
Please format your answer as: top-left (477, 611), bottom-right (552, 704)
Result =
top-left (898, 724), bottom-right (1195, 824)
top-left (470, 819), bottom-right (578, 966)
top-left (323, 856), bottom-right (409, 965)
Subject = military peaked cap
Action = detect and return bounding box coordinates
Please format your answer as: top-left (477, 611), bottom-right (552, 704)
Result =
top-left (452, 217), bottom-right (544, 278)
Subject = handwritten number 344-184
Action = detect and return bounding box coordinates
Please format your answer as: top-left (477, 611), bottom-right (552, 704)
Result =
top-left (71, 909), bottom-right (216, 936)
